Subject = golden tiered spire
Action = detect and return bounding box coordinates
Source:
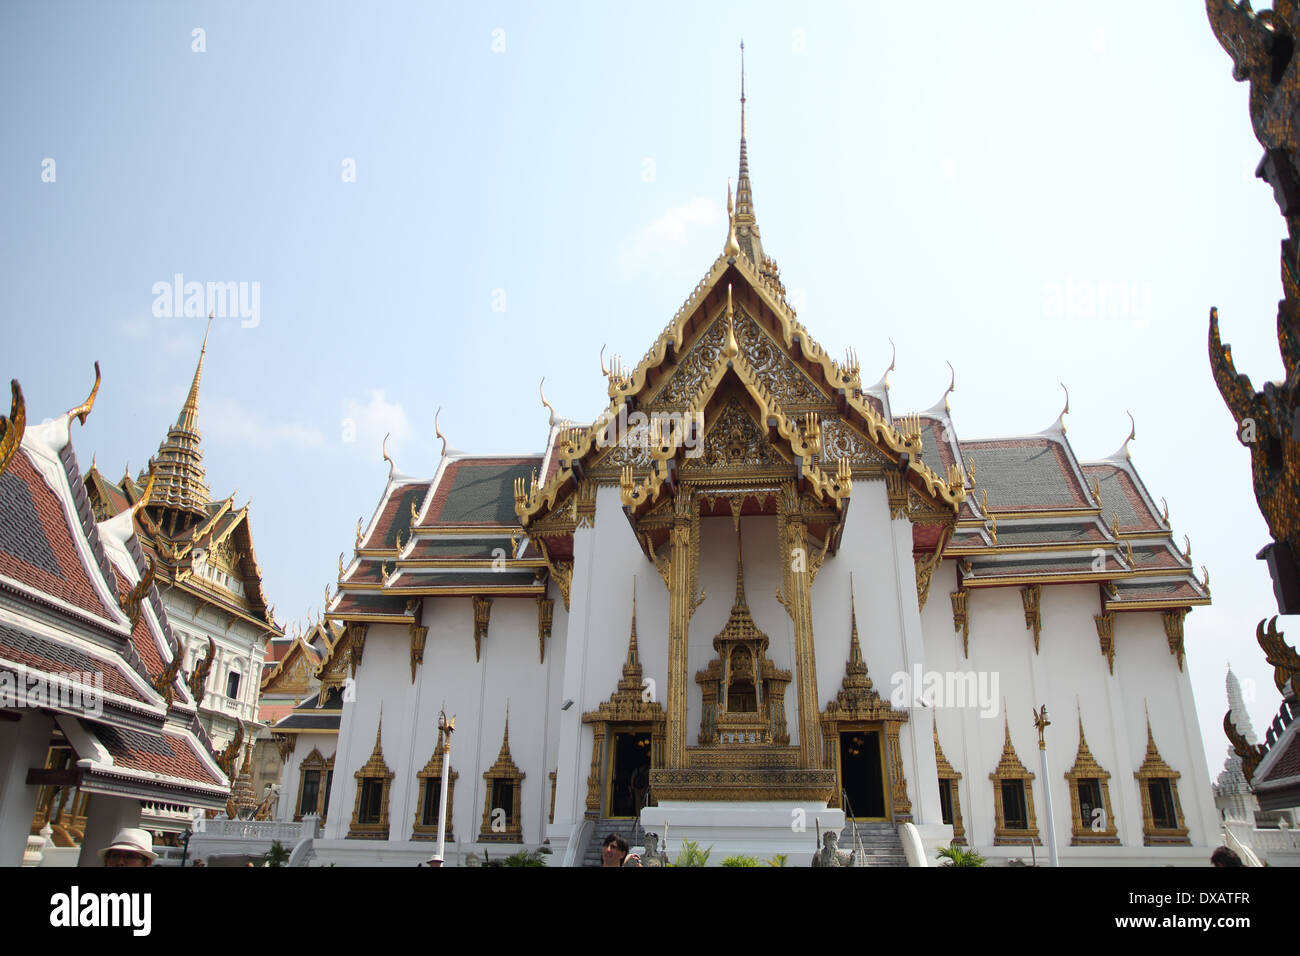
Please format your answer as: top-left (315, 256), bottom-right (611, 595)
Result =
top-left (733, 40), bottom-right (763, 267)
top-left (730, 41), bottom-right (784, 296)
top-left (143, 318), bottom-right (212, 519)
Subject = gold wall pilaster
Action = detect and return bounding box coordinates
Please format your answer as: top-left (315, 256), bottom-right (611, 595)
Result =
top-left (778, 483), bottom-right (823, 769)
top-left (666, 492), bottom-right (698, 768)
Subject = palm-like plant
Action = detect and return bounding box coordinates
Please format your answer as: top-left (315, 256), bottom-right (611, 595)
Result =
top-left (935, 843), bottom-right (986, 867)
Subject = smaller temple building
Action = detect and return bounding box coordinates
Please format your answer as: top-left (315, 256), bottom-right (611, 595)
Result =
top-left (0, 370), bottom-right (234, 866)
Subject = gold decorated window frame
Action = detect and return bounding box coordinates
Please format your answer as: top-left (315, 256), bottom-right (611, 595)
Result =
top-left (411, 740), bottom-right (458, 842)
top-left (1064, 720), bottom-right (1119, 846)
top-left (348, 723), bottom-right (394, 840)
top-left (989, 722), bottom-right (1041, 846)
top-left (294, 748), bottom-right (326, 822)
top-left (1134, 724), bottom-right (1189, 846)
top-left (933, 724), bottom-right (965, 845)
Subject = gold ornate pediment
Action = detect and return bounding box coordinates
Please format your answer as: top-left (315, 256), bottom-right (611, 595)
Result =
top-left (680, 394), bottom-right (788, 475)
top-left (645, 307), bottom-right (832, 412)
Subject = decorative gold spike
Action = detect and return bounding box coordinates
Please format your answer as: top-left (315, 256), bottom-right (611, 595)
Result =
top-left (1057, 382), bottom-right (1070, 432)
top-left (380, 562), bottom-right (390, 586)
top-left (339, 551), bottom-right (345, 578)
top-left (1123, 410), bottom-right (1136, 458)
top-left (599, 344), bottom-right (609, 378)
top-left (1183, 535), bottom-right (1191, 563)
top-left (724, 181), bottom-right (741, 257)
top-left (324, 584), bottom-right (332, 610)
top-left (943, 360), bottom-right (955, 412)
top-left (540, 378), bottom-right (558, 428)
top-left (0, 380), bottom-right (26, 478)
top-left (382, 432), bottom-right (395, 480)
top-left (66, 361), bottom-right (101, 427)
top-left (395, 529), bottom-right (404, 552)
top-left (1161, 497), bottom-right (1170, 524)
top-left (410, 499), bottom-right (419, 523)
top-left (1201, 565), bottom-right (1211, 595)
top-left (355, 517), bottom-right (363, 547)
top-left (1091, 475), bottom-right (1102, 502)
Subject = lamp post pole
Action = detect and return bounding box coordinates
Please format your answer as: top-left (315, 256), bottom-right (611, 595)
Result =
top-left (1034, 705), bottom-right (1059, 867)
top-left (430, 710), bottom-right (455, 868)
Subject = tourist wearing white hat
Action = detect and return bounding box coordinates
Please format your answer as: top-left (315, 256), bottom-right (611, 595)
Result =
top-left (98, 828), bottom-right (157, 867)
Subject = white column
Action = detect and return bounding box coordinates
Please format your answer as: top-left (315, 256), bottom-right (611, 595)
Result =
top-left (77, 794), bottom-right (143, 867)
top-left (0, 711), bottom-right (54, 866)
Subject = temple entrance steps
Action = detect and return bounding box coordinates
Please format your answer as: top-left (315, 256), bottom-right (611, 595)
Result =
top-left (581, 817), bottom-right (643, 867)
top-left (840, 821), bottom-right (908, 866)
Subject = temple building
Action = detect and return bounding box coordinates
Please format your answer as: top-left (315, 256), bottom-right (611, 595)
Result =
top-left (0, 372), bottom-right (233, 866)
top-left (83, 325), bottom-right (282, 770)
top-left (287, 85), bottom-right (1218, 866)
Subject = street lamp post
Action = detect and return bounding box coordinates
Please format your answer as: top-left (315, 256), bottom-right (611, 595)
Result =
top-left (1034, 705), bottom-right (1059, 867)
top-left (429, 710), bottom-right (455, 868)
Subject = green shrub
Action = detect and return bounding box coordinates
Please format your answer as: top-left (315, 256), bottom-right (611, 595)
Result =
top-left (670, 839), bottom-right (712, 867)
top-left (262, 840), bottom-right (289, 867)
top-left (721, 855), bottom-right (760, 867)
top-left (766, 853), bottom-right (788, 867)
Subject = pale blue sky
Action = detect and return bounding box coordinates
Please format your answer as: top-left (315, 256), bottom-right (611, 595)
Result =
top-left (1, 1), bottom-right (1286, 778)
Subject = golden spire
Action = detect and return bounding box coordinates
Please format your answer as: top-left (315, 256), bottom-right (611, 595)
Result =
top-left (177, 316), bottom-right (211, 434)
top-left (144, 321), bottom-right (212, 518)
top-left (617, 579), bottom-right (645, 695)
top-left (733, 39), bottom-right (763, 266)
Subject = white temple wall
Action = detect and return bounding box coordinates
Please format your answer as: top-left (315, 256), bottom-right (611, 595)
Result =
top-left (1113, 609), bottom-right (1219, 848)
top-left (276, 733), bottom-right (337, 823)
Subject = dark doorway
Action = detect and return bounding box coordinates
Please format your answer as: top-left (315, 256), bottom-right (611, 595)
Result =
top-left (608, 731), bottom-right (652, 818)
top-left (840, 729), bottom-right (887, 819)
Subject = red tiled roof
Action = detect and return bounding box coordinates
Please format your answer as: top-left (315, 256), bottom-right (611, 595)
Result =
top-left (0, 622), bottom-right (152, 705)
top-left (960, 437), bottom-right (1090, 511)
top-left (361, 482), bottom-right (430, 549)
top-left (92, 723), bottom-right (224, 787)
top-left (0, 450), bottom-right (116, 620)
top-left (1081, 463), bottom-right (1162, 532)
top-left (1260, 733), bottom-right (1300, 783)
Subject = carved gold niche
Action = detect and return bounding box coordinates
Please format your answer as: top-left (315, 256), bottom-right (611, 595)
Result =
top-left (819, 591), bottom-right (912, 821)
top-left (411, 737), bottom-right (458, 842)
top-left (480, 711), bottom-right (525, 843)
top-left (695, 530), bottom-right (791, 747)
top-left (348, 719), bottom-right (393, 839)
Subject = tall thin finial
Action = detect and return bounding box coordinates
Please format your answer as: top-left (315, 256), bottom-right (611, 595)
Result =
top-left (734, 523), bottom-right (747, 606)
top-left (740, 39), bottom-right (746, 138)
